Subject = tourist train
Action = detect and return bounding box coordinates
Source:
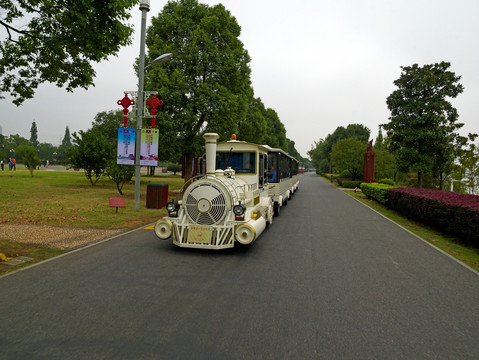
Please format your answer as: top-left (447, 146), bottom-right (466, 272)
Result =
top-left (154, 133), bottom-right (299, 249)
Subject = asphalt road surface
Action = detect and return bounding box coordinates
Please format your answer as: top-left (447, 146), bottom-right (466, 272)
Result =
top-left (1, 173), bottom-right (478, 359)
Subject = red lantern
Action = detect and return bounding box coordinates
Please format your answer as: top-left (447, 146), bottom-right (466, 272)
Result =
top-left (146, 94), bottom-right (165, 128)
top-left (117, 94), bottom-right (135, 127)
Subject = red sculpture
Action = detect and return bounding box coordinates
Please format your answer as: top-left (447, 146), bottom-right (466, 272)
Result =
top-left (117, 94), bottom-right (135, 127)
top-left (146, 94), bottom-right (165, 128)
top-left (363, 140), bottom-right (375, 183)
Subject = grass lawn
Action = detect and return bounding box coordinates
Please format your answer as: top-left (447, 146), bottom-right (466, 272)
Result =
top-left (0, 168), bottom-right (185, 274)
top-left (0, 168), bottom-right (184, 228)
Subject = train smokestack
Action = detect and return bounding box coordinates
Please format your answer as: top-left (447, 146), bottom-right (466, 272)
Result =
top-left (203, 133), bottom-right (219, 174)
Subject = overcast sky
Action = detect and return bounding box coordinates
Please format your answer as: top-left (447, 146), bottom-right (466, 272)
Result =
top-left (1, 0), bottom-right (478, 158)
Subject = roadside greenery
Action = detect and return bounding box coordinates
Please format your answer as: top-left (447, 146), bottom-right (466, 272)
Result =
top-left (321, 175), bottom-right (479, 272)
top-left (0, 168), bottom-right (183, 228)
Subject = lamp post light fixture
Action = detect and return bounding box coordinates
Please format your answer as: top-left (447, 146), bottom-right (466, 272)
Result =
top-left (134, 0), bottom-right (172, 212)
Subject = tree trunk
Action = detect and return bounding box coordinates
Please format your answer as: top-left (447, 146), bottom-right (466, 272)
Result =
top-left (417, 171), bottom-right (423, 188)
top-left (183, 153), bottom-right (194, 182)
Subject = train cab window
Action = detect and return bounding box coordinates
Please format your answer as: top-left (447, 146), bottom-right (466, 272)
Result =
top-left (216, 152), bottom-right (256, 174)
top-left (268, 154), bottom-right (279, 183)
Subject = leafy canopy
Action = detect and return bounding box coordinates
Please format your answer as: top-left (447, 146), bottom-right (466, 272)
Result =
top-left (383, 61), bottom-right (468, 187)
top-left (145, 0), bottom-right (253, 163)
top-left (0, 0), bottom-right (139, 104)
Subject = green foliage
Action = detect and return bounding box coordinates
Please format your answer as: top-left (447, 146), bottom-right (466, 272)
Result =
top-left (378, 178), bottom-right (395, 185)
top-left (360, 182), bottom-right (394, 206)
top-left (0, 0), bottom-right (139, 104)
top-left (17, 145), bottom-right (41, 177)
top-left (67, 130), bottom-right (115, 185)
top-left (167, 163), bottom-right (182, 175)
top-left (342, 180), bottom-right (362, 188)
top-left (330, 138), bottom-right (366, 180)
top-left (374, 149), bottom-right (396, 180)
top-left (383, 61), bottom-right (470, 188)
top-left (30, 121), bottom-right (39, 148)
top-left (105, 160), bottom-right (135, 196)
top-left (91, 110), bottom-right (124, 144)
top-left (311, 124), bottom-right (370, 171)
top-left (145, 0), bottom-right (253, 166)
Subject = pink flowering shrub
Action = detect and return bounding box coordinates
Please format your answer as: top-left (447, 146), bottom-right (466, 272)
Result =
top-left (387, 188), bottom-right (479, 245)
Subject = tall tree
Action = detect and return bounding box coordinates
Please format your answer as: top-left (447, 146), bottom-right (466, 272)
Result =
top-left (383, 62), bottom-right (466, 188)
top-left (58, 126), bottom-right (73, 164)
top-left (0, 0), bottom-right (139, 105)
top-left (30, 121), bottom-right (39, 148)
top-left (311, 124), bottom-right (370, 172)
top-left (330, 138), bottom-right (366, 180)
top-left (145, 0), bottom-right (253, 180)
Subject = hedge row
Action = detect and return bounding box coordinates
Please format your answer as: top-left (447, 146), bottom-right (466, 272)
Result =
top-left (360, 182), bottom-right (394, 205)
top-left (342, 180), bottom-right (362, 188)
top-left (387, 188), bottom-right (479, 245)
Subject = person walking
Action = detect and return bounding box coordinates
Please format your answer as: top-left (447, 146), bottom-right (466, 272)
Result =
top-left (1, 159), bottom-right (4, 171)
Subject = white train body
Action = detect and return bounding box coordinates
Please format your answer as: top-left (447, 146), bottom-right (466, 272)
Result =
top-left (155, 133), bottom-right (274, 249)
top-left (265, 146), bottom-right (300, 216)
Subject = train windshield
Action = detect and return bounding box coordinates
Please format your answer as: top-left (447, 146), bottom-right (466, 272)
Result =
top-left (216, 151), bottom-right (256, 174)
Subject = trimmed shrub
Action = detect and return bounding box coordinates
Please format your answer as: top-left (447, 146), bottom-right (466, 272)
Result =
top-left (342, 180), bottom-right (362, 189)
top-left (361, 182), bottom-right (394, 205)
top-left (167, 163), bottom-right (182, 175)
top-left (336, 177), bottom-right (352, 186)
top-left (387, 188), bottom-right (479, 245)
top-left (378, 178), bottom-right (394, 186)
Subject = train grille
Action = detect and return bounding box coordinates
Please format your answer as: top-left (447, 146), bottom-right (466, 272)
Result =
top-left (185, 183), bottom-right (227, 225)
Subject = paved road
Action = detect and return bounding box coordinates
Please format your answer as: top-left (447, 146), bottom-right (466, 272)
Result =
top-left (1, 173), bottom-right (478, 359)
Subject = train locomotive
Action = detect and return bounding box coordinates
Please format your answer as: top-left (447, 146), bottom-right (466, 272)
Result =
top-left (154, 133), bottom-right (299, 249)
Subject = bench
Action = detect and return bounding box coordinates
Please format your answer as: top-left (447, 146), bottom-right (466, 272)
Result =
top-left (109, 197), bottom-right (126, 213)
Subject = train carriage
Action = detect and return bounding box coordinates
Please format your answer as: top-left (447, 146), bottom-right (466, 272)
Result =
top-left (265, 147), bottom-right (299, 216)
top-left (155, 133), bottom-right (273, 249)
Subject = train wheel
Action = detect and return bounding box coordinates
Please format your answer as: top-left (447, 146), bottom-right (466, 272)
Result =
top-left (274, 202), bottom-right (280, 217)
top-left (267, 204), bottom-right (273, 225)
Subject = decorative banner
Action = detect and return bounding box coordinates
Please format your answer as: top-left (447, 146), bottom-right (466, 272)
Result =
top-left (117, 128), bottom-right (136, 165)
top-left (140, 129), bottom-right (159, 166)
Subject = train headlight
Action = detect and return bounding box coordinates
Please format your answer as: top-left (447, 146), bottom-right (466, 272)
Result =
top-left (233, 202), bottom-right (246, 221)
top-left (166, 201), bottom-right (180, 217)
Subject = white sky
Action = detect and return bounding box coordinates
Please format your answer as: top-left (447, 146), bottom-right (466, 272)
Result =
top-left (1, 0), bottom-right (478, 158)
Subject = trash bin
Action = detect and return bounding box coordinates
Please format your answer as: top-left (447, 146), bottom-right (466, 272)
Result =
top-left (146, 183), bottom-right (169, 209)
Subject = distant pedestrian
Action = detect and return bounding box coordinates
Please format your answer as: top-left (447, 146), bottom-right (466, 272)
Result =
top-left (1, 159), bottom-right (3, 171)
top-left (12, 158), bottom-right (16, 171)
top-left (8, 158), bottom-right (12, 170)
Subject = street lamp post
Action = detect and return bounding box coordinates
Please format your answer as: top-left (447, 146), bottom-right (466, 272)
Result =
top-left (134, 0), bottom-right (172, 212)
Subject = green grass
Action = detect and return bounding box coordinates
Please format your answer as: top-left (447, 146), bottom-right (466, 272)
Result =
top-left (0, 240), bottom-right (67, 275)
top-left (0, 168), bottom-right (184, 228)
top-left (346, 190), bottom-right (479, 272)
top-left (0, 168), bottom-right (185, 274)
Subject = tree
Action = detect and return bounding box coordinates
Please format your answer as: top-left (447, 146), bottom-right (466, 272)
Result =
top-left (57, 126), bottom-right (73, 165)
top-left (67, 130), bottom-right (114, 185)
top-left (263, 108), bottom-right (288, 151)
top-left (145, 0), bottom-right (253, 180)
top-left (105, 160), bottom-right (135, 196)
top-left (17, 145), bottom-right (41, 177)
top-left (330, 138), bottom-right (366, 180)
top-left (383, 62), bottom-right (467, 188)
top-left (1, 0), bottom-right (139, 105)
top-left (311, 124), bottom-right (370, 172)
top-left (30, 121), bottom-right (39, 148)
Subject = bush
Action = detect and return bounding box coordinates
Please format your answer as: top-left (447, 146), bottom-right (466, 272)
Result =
top-left (378, 178), bottom-right (394, 186)
top-left (339, 170), bottom-right (352, 178)
top-left (387, 188), bottom-right (479, 245)
top-left (361, 182), bottom-right (394, 205)
top-left (335, 177), bottom-right (351, 186)
top-left (342, 180), bottom-right (362, 188)
top-left (167, 163), bottom-right (182, 175)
